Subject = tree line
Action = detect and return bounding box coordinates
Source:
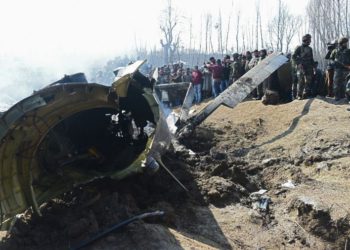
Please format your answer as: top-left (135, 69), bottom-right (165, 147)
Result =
top-left (156, 0), bottom-right (350, 68)
top-left (92, 0), bottom-right (350, 78)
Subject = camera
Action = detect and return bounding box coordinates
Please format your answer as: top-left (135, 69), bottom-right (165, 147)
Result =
top-left (327, 42), bottom-right (336, 51)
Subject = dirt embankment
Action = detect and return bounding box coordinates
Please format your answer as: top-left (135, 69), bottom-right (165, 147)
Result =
top-left (1, 97), bottom-right (350, 249)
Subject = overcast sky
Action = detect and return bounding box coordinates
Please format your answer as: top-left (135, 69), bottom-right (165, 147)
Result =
top-left (0, 0), bottom-right (307, 64)
top-left (0, 0), bottom-right (308, 108)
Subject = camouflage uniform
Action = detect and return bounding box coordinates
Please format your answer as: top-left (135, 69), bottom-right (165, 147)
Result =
top-left (292, 35), bottom-right (314, 99)
top-left (325, 40), bottom-right (337, 97)
top-left (346, 75), bottom-right (350, 100)
top-left (248, 56), bottom-right (259, 70)
top-left (230, 54), bottom-right (242, 83)
top-left (329, 38), bottom-right (350, 100)
top-left (291, 60), bottom-right (298, 99)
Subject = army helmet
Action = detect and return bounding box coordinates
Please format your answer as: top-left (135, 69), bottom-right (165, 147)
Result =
top-left (338, 37), bottom-right (349, 45)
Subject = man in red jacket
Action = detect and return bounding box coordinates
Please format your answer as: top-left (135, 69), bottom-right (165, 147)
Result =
top-left (192, 66), bottom-right (203, 103)
top-left (207, 58), bottom-right (223, 97)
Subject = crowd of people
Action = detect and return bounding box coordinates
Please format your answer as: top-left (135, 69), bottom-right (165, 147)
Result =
top-left (155, 34), bottom-right (350, 107)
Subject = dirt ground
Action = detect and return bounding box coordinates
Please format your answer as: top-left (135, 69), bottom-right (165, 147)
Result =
top-left (1, 96), bottom-right (350, 249)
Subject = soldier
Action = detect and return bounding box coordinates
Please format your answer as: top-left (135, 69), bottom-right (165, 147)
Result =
top-left (312, 61), bottom-right (326, 97)
top-left (221, 55), bottom-right (231, 91)
top-left (245, 51), bottom-right (252, 64)
top-left (329, 37), bottom-right (350, 101)
top-left (240, 55), bottom-right (247, 76)
top-left (292, 34), bottom-right (314, 99)
top-left (325, 40), bottom-right (338, 97)
top-left (230, 53), bottom-right (242, 83)
top-left (346, 74), bottom-right (350, 103)
top-left (292, 60), bottom-right (298, 99)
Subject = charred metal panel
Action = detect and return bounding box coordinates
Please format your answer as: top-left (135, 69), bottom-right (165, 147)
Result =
top-left (0, 63), bottom-right (161, 229)
top-left (178, 52), bottom-right (288, 136)
top-left (154, 82), bottom-right (190, 91)
top-left (112, 60), bottom-right (146, 97)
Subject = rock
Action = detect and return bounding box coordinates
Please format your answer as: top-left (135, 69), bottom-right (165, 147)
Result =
top-left (315, 162), bottom-right (331, 173)
top-left (281, 180), bottom-right (295, 189)
top-left (294, 157), bottom-right (304, 166)
top-left (304, 154), bottom-right (324, 166)
top-left (209, 148), bottom-right (226, 160)
top-left (249, 210), bottom-right (263, 224)
top-left (202, 176), bottom-right (243, 204)
top-left (288, 238), bottom-right (295, 244)
top-left (262, 158), bottom-right (278, 166)
top-left (207, 189), bottom-right (221, 200)
top-left (262, 90), bottom-right (280, 105)
top-left (210, 162), bottom-right (229, 176)
top-left (274, 189), bottom-right (287, 196)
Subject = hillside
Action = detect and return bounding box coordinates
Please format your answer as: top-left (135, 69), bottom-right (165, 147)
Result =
top-left (1, 97), bottom-right (350, 249)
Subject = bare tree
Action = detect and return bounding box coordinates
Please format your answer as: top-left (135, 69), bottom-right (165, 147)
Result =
top-left (186, 16), bottom-right (193, 61)
top-left (224, 1), bottom-right (234, 54)
top-left (235, 10), bottom-right (241, 52)
top-left (204, 13), bottom-right (213, 55)
top-left (255, 0), bottom-right (260, 49)
top-left (259, 6), bottom-right (264, 49)
top-left (307, 0), bottom-right (350, 66)
top-left (267, 0), bottom-right (300, 52)
top-left (346, 0), bottom-right (349, 36)
top-left (215, 9), bottom-right (224, 55)
top-left (160, 0), bottom-right (181, 64)
top-left (270, 0), bottom-right (285, 51)
top-left (242, 28), bottom-right (246, 52)
top-left (284, 15), bottom-right (302, 52)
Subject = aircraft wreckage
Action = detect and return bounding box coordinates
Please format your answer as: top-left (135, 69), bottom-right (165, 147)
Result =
top-left (0, 53), bottom-right (288, 229)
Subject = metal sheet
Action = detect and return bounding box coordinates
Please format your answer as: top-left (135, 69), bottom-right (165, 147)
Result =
top-left (2, 106), bottom-right (24, 127)
top-left (179, 52), bottom-right (288, 134)
top-left (218, 52), bottom-right (288, 108)
top-left (113, 60), bottom-right (146, 82)
top-left (154, 82), bottom-right (190, 91)
top-left (180, 83), bottom-right (194, 121)
top-left (152, 67), bottom-right (159, 81)
top-left (112, 60), bottom-right (147, 97)
top-left (21, 95), bottom-right (47, 113)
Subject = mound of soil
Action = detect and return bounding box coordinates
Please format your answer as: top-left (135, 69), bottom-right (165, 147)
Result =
top-left (1, 97), bottom-right (350, 249)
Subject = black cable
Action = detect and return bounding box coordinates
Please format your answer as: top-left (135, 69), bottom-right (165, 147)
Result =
top-left (70, 210), bottom-right (164, 250)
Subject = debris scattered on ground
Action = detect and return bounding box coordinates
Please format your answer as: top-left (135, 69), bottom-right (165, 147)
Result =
top-left (281, 180), bottom-right (296, 189)
top-left (1, 98), bottom-right (350, 249)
